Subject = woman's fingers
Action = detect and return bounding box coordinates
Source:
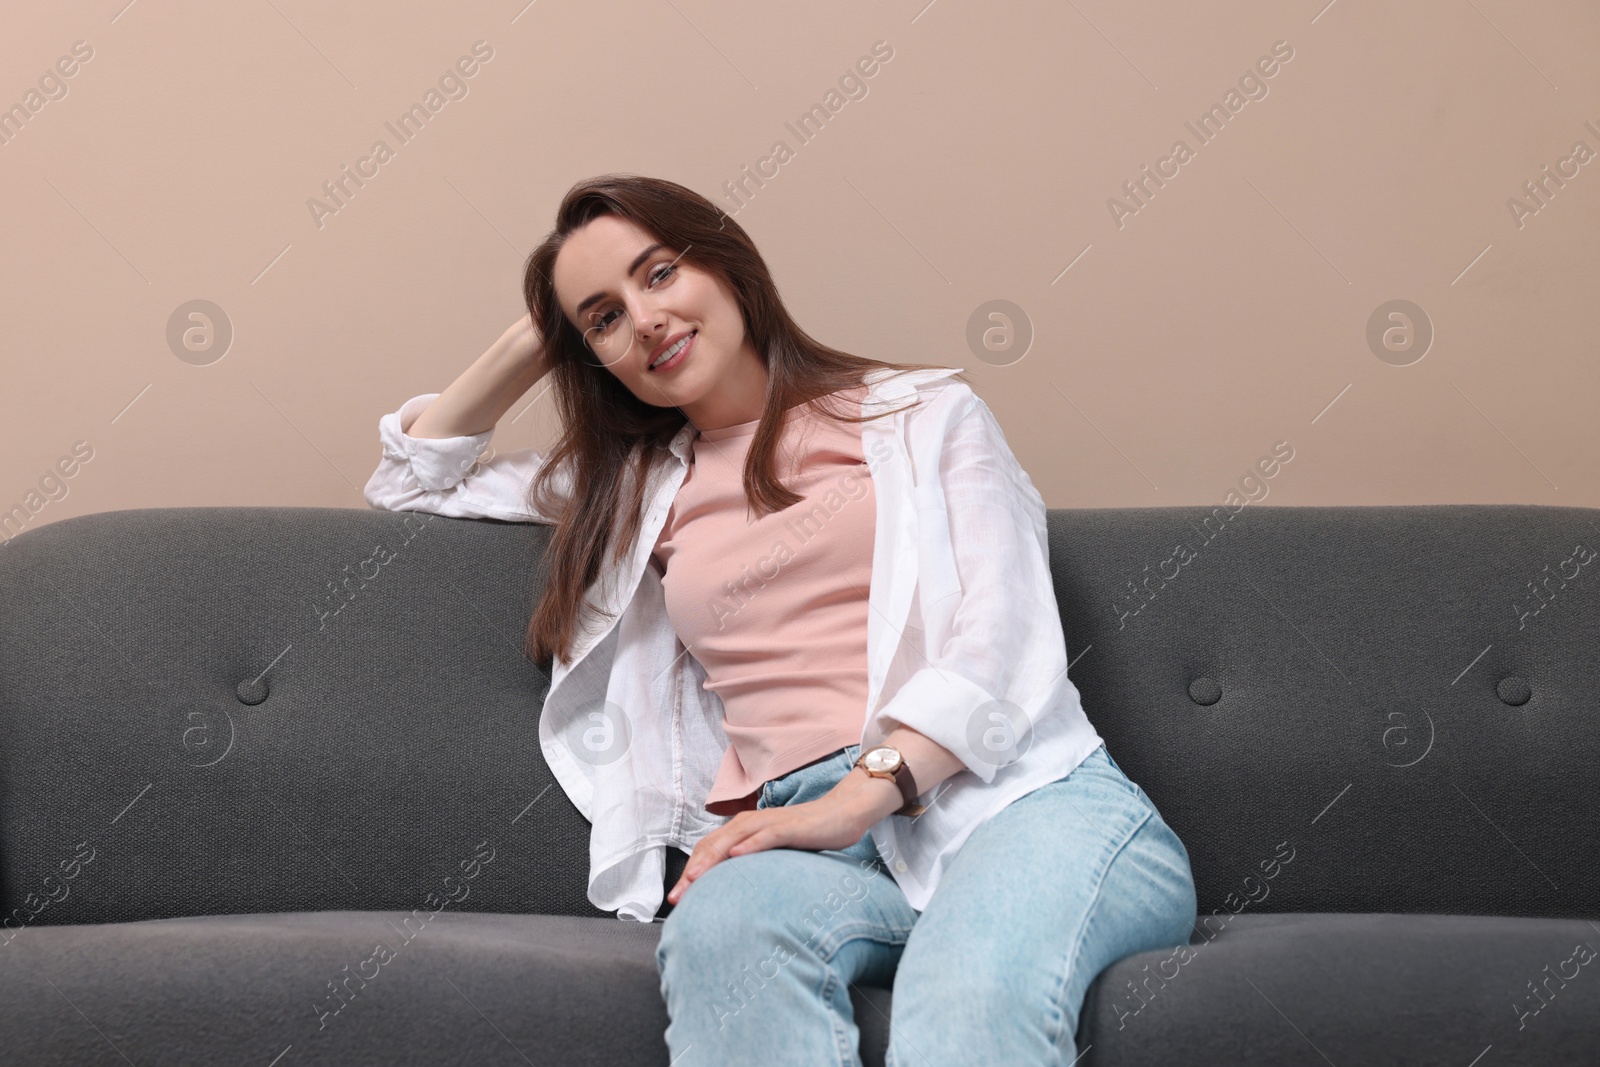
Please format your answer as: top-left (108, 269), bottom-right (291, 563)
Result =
top-left (669, 817), bottom-right (764, 901)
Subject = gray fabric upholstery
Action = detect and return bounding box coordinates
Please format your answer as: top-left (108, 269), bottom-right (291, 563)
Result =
top-left (4, 911), bottom-right (1596, 1064)
top-left (2, 503), bottom-right (1596, 1063)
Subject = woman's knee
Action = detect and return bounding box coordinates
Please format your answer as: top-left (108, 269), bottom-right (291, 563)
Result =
top-left (658, 855), bottom-right (776, 958)
top-left (1090, 813), bottom-right (1197, 969)
top-left (659, 850), bottom-right (857, 958)
top-left (1132, 814), bottom-right (1197, 933)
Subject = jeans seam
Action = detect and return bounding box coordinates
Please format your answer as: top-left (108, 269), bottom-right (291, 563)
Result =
top-left (818, 967), bottom-right (856, 1067)
top-left (806, 919), bottom-right (914, 965)
top-left (1043, 803), bottom-right (1154, 1059)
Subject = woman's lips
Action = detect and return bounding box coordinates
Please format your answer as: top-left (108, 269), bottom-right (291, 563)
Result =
top-left (650, 331), bottom-right (694, 373)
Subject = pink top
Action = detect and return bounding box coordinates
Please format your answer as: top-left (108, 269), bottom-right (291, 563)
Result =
top-left (651, 385), bottom-right (875, 816)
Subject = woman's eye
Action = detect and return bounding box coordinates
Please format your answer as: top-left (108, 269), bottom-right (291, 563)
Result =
top-left (589, 262), bottom-right (676, 333)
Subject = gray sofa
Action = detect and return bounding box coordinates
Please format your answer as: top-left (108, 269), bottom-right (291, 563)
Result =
top-left (2, 502), bottom-right (1596, 1065)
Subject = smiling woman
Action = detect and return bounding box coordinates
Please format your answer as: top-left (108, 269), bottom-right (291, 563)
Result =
top-left (363, 172), bottom-right (1197, 1066)
top-left (517, 174), bottom-right (953, 669)
top-left (551, 216), bottom-right (766, 429)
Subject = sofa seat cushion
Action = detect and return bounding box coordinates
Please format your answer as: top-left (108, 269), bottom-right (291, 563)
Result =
top-left (1, 910), bottom-right (679, 1066)
top-left (6, 909), bottom-right (1594, 1065)
top-left (1078, 912), bottom-right (1600, 1065)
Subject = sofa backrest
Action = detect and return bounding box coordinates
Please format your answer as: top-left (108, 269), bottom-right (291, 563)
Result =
top-left (1, 504), bottom-right (1595, 929)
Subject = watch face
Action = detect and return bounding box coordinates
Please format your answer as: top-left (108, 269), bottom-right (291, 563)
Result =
top-left (863, 747), bottom-right (900, 773)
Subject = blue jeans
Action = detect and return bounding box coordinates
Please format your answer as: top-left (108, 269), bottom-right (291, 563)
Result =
top-left (655, 741), bottom-right (1197, 1066)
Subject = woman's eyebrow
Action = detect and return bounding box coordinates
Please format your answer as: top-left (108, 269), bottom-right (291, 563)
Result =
top-left (574, 243), bottom-right (666, 318)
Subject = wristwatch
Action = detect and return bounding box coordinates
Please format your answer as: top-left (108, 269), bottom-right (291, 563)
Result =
top-left (853, 745), bottom-right (926, 817)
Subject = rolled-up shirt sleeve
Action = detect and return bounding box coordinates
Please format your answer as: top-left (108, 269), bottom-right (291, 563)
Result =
top-left (362, 392), bottom-right (564, 523)
top-left (871, 389), bottom-right (1071, 786)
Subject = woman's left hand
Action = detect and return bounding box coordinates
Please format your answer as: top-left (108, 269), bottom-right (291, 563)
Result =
top-left (666, 792), bottom-right (874, 905)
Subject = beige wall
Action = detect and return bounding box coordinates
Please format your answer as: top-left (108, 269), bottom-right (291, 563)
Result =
top-left (2, 0), bottom-right (1596, 549)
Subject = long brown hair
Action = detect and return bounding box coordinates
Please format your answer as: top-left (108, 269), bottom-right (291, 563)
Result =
top-left (520, 173), bottom-right (966, 667)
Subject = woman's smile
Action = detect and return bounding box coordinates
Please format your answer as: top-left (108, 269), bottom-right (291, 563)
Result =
top-left (649, 330), bottom-right (695, 373)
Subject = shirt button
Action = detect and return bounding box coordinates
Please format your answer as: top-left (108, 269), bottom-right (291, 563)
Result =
top-left (894, 859), bottom-right (908, 873)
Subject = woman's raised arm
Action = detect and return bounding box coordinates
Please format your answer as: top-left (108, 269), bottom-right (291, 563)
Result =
top-left (407, 312), bottom-right (549, 440)
top-left (362, 312), bottom-right (567, 523)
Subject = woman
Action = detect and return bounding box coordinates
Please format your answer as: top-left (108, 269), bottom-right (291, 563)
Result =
top-left (363, 174), bottom-right (1197, 1065)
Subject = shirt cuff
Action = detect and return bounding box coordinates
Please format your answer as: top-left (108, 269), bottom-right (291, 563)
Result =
top-left (870, 667), bottom-right (1012, 786)
top-left (383, 393), bottom-right (494, 492)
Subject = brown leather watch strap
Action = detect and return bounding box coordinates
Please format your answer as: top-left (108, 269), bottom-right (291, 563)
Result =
top-left (855, 746), bottom-right (926, 817)
top-left (892, 762), bottom-right (923, 816)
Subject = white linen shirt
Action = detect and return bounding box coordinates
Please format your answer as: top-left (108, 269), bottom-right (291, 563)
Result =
top-left (362, 365), bottom-right (1104, 922)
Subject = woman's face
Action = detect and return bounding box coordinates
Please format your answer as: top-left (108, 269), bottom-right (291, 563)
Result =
top-left (552, 214), bottom-right (768, 430)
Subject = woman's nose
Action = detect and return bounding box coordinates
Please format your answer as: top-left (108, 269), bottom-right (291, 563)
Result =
top-left (625, 291), bottom-right (668, 341)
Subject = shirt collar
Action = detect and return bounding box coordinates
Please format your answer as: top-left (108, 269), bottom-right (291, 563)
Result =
top-left (668, 424), bottom-right (696, 464)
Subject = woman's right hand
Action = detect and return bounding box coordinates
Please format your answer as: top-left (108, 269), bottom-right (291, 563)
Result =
top-left (503, 311), bottom-right (545, 370)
